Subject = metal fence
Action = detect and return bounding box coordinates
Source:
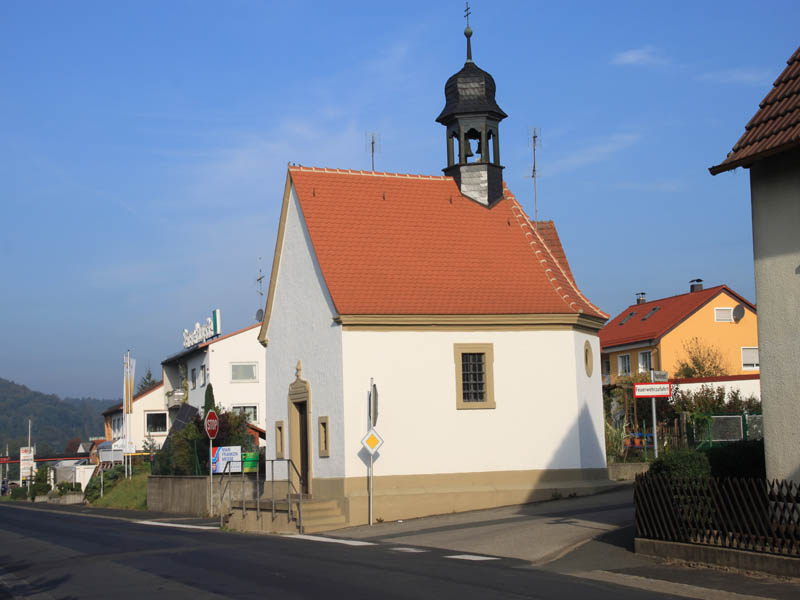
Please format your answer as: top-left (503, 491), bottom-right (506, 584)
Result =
top-left (693, 414), bottom-right (763, 447)
top-left (635, 473), bottom-right (800, 557)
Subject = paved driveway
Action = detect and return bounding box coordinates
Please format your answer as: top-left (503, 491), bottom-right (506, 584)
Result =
top-left (327, 484), bottom-right (635, 564)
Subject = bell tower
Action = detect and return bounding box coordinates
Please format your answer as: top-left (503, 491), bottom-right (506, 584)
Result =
top-left (436, 13), bottom-right (507, 206)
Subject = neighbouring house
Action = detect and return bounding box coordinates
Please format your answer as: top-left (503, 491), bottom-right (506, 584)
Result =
top-left (102, 381), bottom-right (170, 451)
top-left (600, 282), bottom-right (759, 386)
top-left (257, 25), bottom-right (612, 528)
top-left (710, 44), bottom-right (800, 482)
top-left (161, 320), bottom-right (266, 431)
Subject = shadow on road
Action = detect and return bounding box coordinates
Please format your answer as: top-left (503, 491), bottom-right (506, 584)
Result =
top-left (0, 555), bottom-right (76, 600)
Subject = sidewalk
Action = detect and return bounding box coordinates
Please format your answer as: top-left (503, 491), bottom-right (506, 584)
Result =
top-left (326, 485), bottom-right (800, 599)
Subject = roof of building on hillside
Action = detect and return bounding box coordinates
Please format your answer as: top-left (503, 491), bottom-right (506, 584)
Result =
top-left (710, 45), bottom-right (800, 174)
top-left (101, 381), bottom-right (164, 416)
top-left (599, 285), bottom-right (755, 349)
top-left (162, 322), bottom-right (262, 364)
top-left (287, 166), bottom-right (607, 319)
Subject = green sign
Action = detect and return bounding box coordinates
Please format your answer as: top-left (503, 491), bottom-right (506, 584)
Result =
top-left (242, 450), bottom-right (259, 474)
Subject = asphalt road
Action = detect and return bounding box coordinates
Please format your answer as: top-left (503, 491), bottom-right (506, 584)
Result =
top-left (0, 503), bottom-right (689, 600)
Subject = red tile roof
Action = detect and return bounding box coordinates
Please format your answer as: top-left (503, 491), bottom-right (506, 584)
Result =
top-left (288, 166), bottom-right (606, 319)
top-left (710, 45), bottom-right (800, 174)
top-left (600, 285), bottom-right (755, 349)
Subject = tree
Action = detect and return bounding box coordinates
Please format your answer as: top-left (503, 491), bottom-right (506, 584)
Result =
top-left (204, 383), bottom-right (215, 416)
top-left (137, 368), bottom-right (159, 395)
top-left (65, 437), bottom-right (82, 454)
top-left (673, 337), bottom-right (730, 378)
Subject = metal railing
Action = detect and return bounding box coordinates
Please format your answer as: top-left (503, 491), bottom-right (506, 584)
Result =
top-left (635, 473), bottom-right (800, 556)
top-left (265, 458), bottom-right (304, 534)
top-left (216, 456), bottom-right (304, 534)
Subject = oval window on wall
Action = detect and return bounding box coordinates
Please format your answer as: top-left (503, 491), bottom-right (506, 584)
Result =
top-left (584, 340), bottom-right (594, 377)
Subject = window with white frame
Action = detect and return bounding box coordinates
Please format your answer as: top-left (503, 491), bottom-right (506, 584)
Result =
top-left (231, 363), bottom-right (258, 382)
top-left (233, 405), bottom-right (257, 422)
top-left (638, 350), bottom-right (652, 373)
top-left (715, 307), bottom-right (734, 322)
top-left (618, 354), bottom-right (631, 376)
top-left (602, 358), bottom-right (610, 376)
top-left (146, 412), bottom-right (168, 434)
top-left (742, 347), bottom-right (760, 370)
top-left (191, 368), bottom-right (197, 389)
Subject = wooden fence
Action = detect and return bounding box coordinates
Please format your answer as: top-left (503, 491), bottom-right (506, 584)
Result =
top-left (635, 473), bottom-right (799, 556)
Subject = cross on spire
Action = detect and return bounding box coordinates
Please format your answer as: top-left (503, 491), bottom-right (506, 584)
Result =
top-left (463, 1), bottom-right (473, 62)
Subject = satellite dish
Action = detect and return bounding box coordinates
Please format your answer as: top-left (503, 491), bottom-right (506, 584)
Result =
top-left (732, 304), bottom-right (745, 322)
top-left (255, 308), bottom-right (264, 322)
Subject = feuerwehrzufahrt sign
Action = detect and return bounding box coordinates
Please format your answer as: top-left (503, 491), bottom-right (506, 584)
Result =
top-left (634, 383), bottom-right (672, 398)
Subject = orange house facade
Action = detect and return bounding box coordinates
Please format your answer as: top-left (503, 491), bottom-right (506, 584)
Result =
top-left (600, 284), bottom-right (759, 386)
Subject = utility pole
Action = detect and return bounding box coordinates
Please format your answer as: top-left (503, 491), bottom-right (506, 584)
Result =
top-left (27, 418), bottom-right (31, 492)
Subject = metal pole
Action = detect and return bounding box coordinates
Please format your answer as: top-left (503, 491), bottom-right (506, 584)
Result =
top-left (209, 445), bottom-right (213, 517)
top-left (642, 420), bottom-right (648, 462)
top-left (101, 467), bottom-right (104, 498)
top-left (369, 454), bottom-right (373, 526)
top-left (652, 397), bottom-right (659, 459)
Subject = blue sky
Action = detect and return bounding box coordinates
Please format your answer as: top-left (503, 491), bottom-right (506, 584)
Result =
top-left (1, 1), bottom-right (797, 398)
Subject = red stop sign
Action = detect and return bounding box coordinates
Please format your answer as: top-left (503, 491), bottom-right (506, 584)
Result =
top-left (205, 410), bottom-right (219, 440)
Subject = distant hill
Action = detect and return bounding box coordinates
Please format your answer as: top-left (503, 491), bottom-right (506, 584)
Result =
top-left (0, 377), bottom-right (113, 460)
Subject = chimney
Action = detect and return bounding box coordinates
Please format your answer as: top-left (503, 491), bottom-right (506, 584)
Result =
top-left (690, 278), bottom-right (704, 293)
top-left (636, 292), bottom-right (647, 305)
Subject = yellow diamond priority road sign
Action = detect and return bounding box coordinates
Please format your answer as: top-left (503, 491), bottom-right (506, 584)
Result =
top-left (361, 429), bottom-right (384, 455)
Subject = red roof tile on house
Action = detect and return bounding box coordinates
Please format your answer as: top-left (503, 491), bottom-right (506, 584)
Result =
top-left (711, 45), bottom-right (800, 174)
top-left (288, 167), bottom-right (606, 319)
top-left (600, 285), bottom-right (755, 349)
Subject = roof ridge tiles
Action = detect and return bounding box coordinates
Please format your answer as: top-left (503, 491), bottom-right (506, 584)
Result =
top-left (289, 164), bottom-right (447, 180)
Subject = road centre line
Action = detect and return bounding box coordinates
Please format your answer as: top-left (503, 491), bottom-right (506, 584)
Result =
top-left (445, 554), bottom-right (500, 561)
top-left (391, 547), bottom-right (429, 553)
top-left (574, 570), bottom-right (776, 600)
top-left (286, 534), bottom-right (376, 546)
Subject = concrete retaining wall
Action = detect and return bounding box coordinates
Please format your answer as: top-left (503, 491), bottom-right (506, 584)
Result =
top-left (607, 462), bottom-right (649, 481)
top-left (147, 475), bottom-right (265, 516)
top-left (636, 538), bottom-right (799, 579)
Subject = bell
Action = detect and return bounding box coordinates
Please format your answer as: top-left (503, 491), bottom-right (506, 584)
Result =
top-left (464, 143), bottom-right (474, 158)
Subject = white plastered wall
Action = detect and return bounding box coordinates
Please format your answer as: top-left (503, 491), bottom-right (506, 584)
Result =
top-left (129, 385), bottom-right (171, 451)
top-left (207, 326), bottom-right (266, 430)
top-left (750, 151), bottom-right (800, 482)
top-left (265, 184), bottom-right (344, 480)
top-left (341, 328), bottom-right (607, 478)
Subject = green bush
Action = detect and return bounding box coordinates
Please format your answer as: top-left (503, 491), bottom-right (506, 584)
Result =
top-left (650, 449), bottom-right (711, 479)
top-left (10, 487), bottom-right (27, 500)
top-left (56, 481), bottom-right (82, 495)
top-left (701, 440), bottom-right (766, 479)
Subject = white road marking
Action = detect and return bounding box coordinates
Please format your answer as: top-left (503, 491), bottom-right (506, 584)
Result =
top-left (391, 547), bottom-right (429, 553)
top-left (286, 534), bottom-right (376, 546)
top-left (445, 554), bottom-right (500, 561)
top-left (574, 571), bottom-right (777, 600)
top-left (134, 520), bottom-right (219, 530)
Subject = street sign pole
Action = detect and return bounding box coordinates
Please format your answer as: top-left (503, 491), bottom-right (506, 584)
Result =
top-left (368, 380), bottom-right (373, 526)
top-left (204, 410), bottom-right (219, 516)
top-left (649, 370), bottom-right (659, 458)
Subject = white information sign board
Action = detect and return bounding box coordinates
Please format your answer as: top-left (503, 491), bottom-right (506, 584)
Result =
top-left (634, 383), bottom-right (672, 398)
top-left (19, 447), bottom-right (35, 483)
top-left (651, 370), bottom-right (669, 383)
top-left (212, 446), bottom-right (242, 474)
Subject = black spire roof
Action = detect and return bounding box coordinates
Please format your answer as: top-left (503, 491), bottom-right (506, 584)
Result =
top-left (436, 27), bottom-right (507, 124)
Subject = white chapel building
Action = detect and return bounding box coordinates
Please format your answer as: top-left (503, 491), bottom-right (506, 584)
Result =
top-left (258, 26), bottom-right (611, 526)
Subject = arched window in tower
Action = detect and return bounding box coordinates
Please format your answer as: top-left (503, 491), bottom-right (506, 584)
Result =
top-left (465, 128), bottom-right (481, 163)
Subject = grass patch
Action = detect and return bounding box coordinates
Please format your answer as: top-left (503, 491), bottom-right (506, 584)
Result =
top-left (91, 471), bottom-right (149, 510)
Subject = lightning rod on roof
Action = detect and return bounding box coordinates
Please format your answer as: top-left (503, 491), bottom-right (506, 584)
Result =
top-left (365, 132), bottom-right (381, 171)
top-left (527, 127), bottom-right (541, 228)
top-left (255, 257), bottom-right (265, 322)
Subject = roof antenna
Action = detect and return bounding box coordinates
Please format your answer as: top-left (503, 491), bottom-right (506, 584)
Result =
top-left (255, 257), bottom-right (265, 322)
top-left (365, 132), bottom-right (381, 171)
top-left (527, 127), bottom-right (541, 228)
